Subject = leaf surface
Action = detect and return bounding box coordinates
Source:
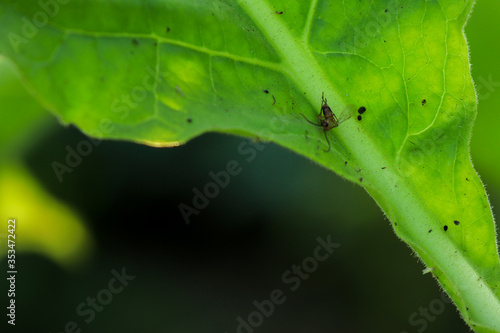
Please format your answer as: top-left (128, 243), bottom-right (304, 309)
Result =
top-left (1, 0), bottom-right (499, 330)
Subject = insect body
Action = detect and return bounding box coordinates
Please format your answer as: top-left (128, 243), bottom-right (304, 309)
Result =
top-left (300, 93), bottom-right (349, 152)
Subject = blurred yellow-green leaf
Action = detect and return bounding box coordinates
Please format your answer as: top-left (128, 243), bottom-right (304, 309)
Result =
top-left (0, 162), bottom-right (93, 268)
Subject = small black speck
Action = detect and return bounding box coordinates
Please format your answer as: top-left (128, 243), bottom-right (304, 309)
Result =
top-left (467, 307), bottom-right (469, 311)
top-left (132, 39), bottom-right (139, 46)
top-left (359, 177), bottom-right (363, 182)
top-left (395, 222), bottom-right (397, 226)
top-left (466, 178), bottom-right (469, 181)
top-left (385, 9), bottom-right (388, 13)
top-left (187, 118), bottom-right (192, 123)
top-left (276, 11), bottom-right (283, 14)
top-left (357, 115), bottom-right (362, 121)
top-left (166, 27), bottom-right (171, 33)
top-left (263, 89), bottom-right (269, 94)
top-left (444, 225), bottom-right (448, 231)
top-left (429, 229), bottom-right (432, 233)
top-left (454, 220), bottom-right (460, 225)
top-left (344, 161), bottom-right (348, 166)
top-left (382, 167), bottom-right (386, 169)
top-left (358, 106), bottom-right (366, 114)
top-left (422, 99), bottom-right (427, 106)
top-left (383, 40), bottom-right (387, 43)
top-left (272, 95), bottom-right (276, 105)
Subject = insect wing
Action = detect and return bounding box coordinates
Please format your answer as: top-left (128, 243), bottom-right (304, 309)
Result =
top-left (336, 104), bottom-right (356, 124)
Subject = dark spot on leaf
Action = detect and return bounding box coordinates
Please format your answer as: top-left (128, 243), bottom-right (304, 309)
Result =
top-left (454, 220), bottom-right (460, 225)
top-left (395, 222), bottom-right (397, 226)
top-left (357, 115), bottom-right (362, 121)
top-left (444, 225), bottom-right (448, 231)
top-left (467, 307), bottom-right (469, 311)
top-left (385, 9), bottom-right (388, 13)
top-left (466, 178), bottom-right (469, 181)
top-left (276, 11), bottom-right (283, 14)
top-left (422, 99), bottom-right (427, 105)
top-left (166, 27), bottom-right (171, 33)
top-left (344, 161), bottom-right (348, 166)
top-left (409, 141), bottom-right (415, 145)
top-left (187, 118), bottom-right (192, 123)
top-left (358, 106), bottom-right (366, 114)
top-left (359, 177), bottom-right (363, 182)
top-left (132, 39), bottom-right (139, 46)
top-left (263, 89), bottom-right (269, 94)
top-left (429, 229), bottom-right (432, 233)
top-left (382, 167), bottom-right (386, 169)
top-left (383, 40), bottom-right (387, 43)
top-left (272, 95), bottom-right (276, 105)
top-left (154, 42), bottom-right (157, 46)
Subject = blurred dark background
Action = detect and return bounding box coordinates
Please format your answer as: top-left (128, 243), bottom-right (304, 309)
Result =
top-left (1, 0), bottom-right (500, 332)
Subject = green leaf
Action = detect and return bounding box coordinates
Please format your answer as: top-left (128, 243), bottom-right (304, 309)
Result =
top-left (0, 55), bottom-right (51, 160)
top-left (1, 0), bottom-right (499, 331)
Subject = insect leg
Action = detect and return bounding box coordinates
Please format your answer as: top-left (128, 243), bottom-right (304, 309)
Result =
top-left (323, 131), bottom-right (331, 152)
top-left (320, 92), bottom-right (327, 117)
top-left (300, 113), bottom-right (323, 127)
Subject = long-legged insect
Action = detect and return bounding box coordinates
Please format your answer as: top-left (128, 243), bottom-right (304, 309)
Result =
top-left (300, 92), bottom-right (350, 152)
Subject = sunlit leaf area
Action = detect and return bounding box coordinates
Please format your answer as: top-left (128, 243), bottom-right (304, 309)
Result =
top-left (1, 0), bottom-right (500, 332)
